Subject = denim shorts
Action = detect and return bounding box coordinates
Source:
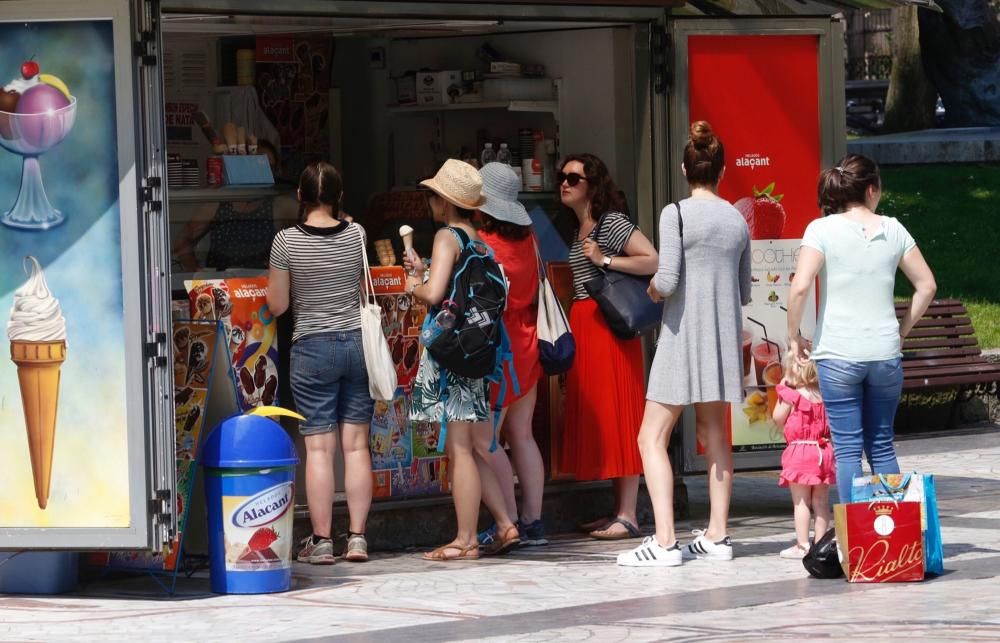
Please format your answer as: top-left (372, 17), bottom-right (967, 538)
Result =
top-left (290, 330), bottom-right (374, 434)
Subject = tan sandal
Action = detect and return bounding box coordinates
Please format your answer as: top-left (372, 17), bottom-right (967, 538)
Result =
top-left (422, 542), bottom-right (480, 561)
top-left (482, 525), bottom-right (521, 556)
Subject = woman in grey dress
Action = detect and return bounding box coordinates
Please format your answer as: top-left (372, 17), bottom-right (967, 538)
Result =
top-left (617, 121), bottom-right (751, 567)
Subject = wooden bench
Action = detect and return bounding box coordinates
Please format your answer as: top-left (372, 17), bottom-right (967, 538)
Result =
top-left (896, 298), bottom-right (1000, 427)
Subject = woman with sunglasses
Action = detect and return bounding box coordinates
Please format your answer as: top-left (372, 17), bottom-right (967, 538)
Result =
top-left (559, 153), bottom-right (659, 541)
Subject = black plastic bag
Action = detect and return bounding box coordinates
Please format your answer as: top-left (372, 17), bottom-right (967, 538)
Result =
top-left (803, 528), bottom-right (844, 579)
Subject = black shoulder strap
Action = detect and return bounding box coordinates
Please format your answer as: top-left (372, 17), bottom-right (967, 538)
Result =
top-left (673, 202), bottom-right (683, 239)
top-left (589, 212), bottom-right (610, 242)
top-left (448, 226), bottom-right (472, 249)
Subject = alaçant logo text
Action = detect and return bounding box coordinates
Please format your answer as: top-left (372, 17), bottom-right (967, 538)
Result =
top-left (232, 482), bottom-right (294, 529)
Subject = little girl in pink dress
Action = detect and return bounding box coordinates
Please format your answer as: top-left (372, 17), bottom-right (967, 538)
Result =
top-left (772, 353), bottom-right (836, 559)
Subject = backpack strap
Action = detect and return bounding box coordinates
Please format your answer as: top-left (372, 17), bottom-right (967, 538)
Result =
top-left (486, 321), bottom-right (520, 452)
top-left (446, 226), bottom-right (473, 250)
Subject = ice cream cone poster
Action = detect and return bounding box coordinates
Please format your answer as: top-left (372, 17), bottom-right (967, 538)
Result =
top-left (7, 256), bottom-right (66, 510)
top-left (1, 18), bottom-right (133, 530)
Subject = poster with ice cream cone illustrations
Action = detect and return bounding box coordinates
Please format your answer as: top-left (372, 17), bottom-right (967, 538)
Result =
top-left (185, 277), bottom-right (279, 412)
top-left (0, 16), bottom-right (136, 531)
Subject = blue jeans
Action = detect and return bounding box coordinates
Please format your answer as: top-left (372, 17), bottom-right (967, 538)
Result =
top-left (815, 358), bottom-right (903, 502)
top-left (290, 330), bottom-right (373, 433)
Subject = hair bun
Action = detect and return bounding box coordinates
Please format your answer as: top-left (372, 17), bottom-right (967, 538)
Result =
top-left (689, 120), bottom-right (716, 149)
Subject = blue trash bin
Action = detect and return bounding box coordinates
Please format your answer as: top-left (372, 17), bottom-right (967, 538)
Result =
top-left (200, 411), bottom-right (299, 594)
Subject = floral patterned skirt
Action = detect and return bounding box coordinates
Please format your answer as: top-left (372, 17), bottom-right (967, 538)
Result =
top-left (409, 348), bottom-right (490, 423)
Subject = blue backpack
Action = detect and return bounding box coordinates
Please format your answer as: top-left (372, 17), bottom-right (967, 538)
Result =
top-left (423, 227), bottom-right (518, 449)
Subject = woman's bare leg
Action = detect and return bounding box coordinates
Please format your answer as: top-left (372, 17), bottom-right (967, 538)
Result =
top-left (637, 400), bottom-right (684, 547)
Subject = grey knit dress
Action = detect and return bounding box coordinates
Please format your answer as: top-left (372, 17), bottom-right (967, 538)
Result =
top-left (647, 197), bottom-right (752, 405)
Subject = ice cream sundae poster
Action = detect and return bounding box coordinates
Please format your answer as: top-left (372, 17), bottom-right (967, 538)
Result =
top-left (0, 19), bottom-right (132, 527)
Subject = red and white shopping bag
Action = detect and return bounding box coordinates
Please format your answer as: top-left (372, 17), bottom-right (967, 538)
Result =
top-left (833, 501), bottom-right (925, 583)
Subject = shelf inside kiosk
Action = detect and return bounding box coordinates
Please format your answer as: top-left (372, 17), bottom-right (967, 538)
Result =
top-left (160, 9), bottom-right (640, 503)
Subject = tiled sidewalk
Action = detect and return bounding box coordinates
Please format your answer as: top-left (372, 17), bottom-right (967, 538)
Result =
top-left (2, 431), bottom-right (999, 642)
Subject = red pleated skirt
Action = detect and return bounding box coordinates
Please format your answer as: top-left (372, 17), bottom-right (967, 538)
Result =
top-left (560, 298), bottom-right (645, 481)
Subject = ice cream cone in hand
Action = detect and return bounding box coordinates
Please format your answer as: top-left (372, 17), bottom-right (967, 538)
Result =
top-left (399, 225), bottom-right (415, 273)
top-left (8, 256), bottom-right (67, 510)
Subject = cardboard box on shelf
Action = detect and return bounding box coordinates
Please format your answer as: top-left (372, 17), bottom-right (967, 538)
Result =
top-left (416, 92), bottom-right (444, 106)
top-left (489, 61), bottom-right (522, 75)
top-left (482, 77), bottom-right (555, 101)
top-left (395, 75), bottom-right (416, 104)
top-left (416, 70), bottom-right (462, 104)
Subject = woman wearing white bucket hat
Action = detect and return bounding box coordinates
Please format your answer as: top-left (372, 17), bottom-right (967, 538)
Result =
top-left (474, 163), bottom-right (549, 553)
top-left (405, 159), bottom-right (520, 561)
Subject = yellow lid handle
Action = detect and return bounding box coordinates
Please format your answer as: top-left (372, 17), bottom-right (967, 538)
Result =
top-left (248, 405), bottom-right (305, 421)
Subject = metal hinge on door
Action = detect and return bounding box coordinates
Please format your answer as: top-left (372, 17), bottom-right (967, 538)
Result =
top-left (652, 25), bottom-right (672, 96)
top-left (144, 332), bottom-right (168, 367)
top-left (141, 176), bottom-right (162, 213)
top-left (149, 489), bottom-right (172, 545)
top-left (134, 31), bottom-right (156, 66)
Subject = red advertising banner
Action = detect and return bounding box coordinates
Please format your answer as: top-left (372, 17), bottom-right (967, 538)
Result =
top-left (688, 35), bottom-right (821, 239)
top-left (255, 37), bottom-right (295, 63)
top-left (688, 35), bottom-right (822, 454)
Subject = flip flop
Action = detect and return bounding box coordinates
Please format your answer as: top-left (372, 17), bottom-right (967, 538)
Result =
top-left (422, 542), bottom-right (480, 561)
top-left (577, 516), bottom-right (615, 533)
top-left (589, 518), bottom-right (641, 541)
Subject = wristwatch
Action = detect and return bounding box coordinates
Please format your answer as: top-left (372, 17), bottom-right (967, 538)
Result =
top-left (602, 256), bottom-right (613, 269)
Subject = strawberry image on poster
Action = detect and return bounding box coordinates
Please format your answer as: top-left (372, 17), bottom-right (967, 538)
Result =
top-left (735, 182), bottom-right (786, 240)
top-left (237, 526), bottom-right (282, 563)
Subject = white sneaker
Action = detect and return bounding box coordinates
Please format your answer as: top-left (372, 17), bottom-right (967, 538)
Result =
top-left (685, 529), bottom-right (734, 561)
top-left (779, 543), bottom-right (809, 560)
top-left (617, 536), bottom-right (683, 567)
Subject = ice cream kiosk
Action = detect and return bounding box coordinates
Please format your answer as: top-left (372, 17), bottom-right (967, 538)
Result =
top-left (0, 0), bottom-right (902, 556)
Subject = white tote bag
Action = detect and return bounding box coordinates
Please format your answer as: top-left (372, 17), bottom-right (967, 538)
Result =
top-left (534, 238), bottom-right (575, 374)
top-left (358, 241), bottom-right (397, 401)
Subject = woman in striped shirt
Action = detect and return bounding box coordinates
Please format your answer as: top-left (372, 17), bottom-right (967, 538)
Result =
top-left (268, 162), bottom-right (374, 564)
top-left (559, 154), bottom-right (659, 541)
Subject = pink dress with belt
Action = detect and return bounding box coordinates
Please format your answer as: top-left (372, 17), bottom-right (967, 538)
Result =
top-left (776, 383), bottom-right (836, 487)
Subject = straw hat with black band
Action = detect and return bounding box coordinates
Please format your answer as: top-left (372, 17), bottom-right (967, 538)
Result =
top-left (420, 158), bottom-right (486, 210)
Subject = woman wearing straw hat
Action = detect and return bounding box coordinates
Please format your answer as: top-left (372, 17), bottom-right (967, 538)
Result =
top-left (474, 162), bottom-right (548, 553)
top-left (404, 159), bottom-right (520, 561)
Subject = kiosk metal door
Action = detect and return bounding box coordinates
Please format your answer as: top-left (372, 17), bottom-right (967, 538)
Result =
top-left (0, 0), bottom-right (174, 550)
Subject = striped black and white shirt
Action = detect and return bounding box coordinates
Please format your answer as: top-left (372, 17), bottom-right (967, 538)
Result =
top-left (270, 222), bottom-right (365, 342)
top-left (568, 211), bottom-right (637, 300)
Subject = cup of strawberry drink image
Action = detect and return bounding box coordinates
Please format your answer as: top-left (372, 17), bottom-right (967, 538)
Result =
top-left (741, 330), bottom-right (753, 378)
top-left (763, 361), bottom-right (784, 417)
top-left (751, 339), bottom-right (782, 387)
top-left (0, 66), bottom-right (77, 230)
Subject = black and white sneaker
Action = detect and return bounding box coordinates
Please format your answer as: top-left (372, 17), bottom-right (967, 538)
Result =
top-left (616, 536), bottom-right (683, 567)
top-left (685, 529), bottom-right (734, 561)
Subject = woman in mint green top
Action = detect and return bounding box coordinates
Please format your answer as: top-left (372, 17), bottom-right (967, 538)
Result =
top-left (786, 154), bottom-right (936, 502)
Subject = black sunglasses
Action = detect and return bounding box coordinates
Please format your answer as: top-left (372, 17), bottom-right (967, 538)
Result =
top-left (557, 172), bottom-right (587, 187)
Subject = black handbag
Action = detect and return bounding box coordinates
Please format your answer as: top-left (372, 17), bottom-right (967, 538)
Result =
top-left (582, 205), bottom-right (681, 340)
top-left (802, 528), bottom-right (844, 579)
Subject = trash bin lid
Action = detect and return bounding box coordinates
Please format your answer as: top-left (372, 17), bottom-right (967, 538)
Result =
top-left (200, 413), bottom-right (299, 468)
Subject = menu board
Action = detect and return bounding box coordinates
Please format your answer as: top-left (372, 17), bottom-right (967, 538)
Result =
top-left (730, 240), bottom-right (816, 452)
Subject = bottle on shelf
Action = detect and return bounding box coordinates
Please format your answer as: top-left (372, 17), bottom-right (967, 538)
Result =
top-left (496, 143), bottom-right (512, 166)
top-left (480, 142), bottom-right (496, 167)
top-left (420, 303), bottom-right (458, 347)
